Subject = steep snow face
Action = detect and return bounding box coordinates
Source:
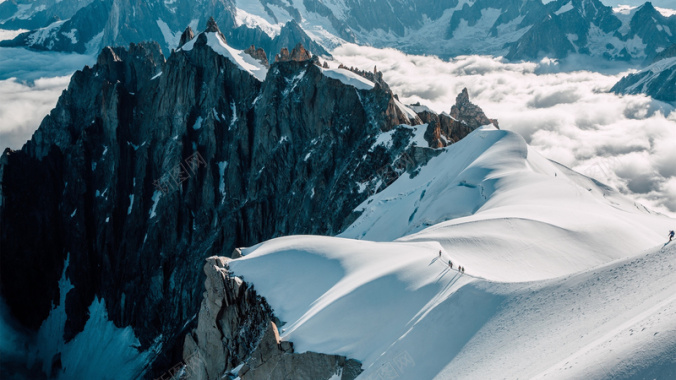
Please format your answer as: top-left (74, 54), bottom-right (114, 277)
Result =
top-left (26, 19), bottom-right (68, 48)
top-left (234, 8), bottom-right (281, 38)
top-left (229, 128), bottom-right (676, 379)
top-left (181, 32), bottom-right (268, 81)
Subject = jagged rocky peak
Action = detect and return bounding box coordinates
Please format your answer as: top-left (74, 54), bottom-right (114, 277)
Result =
top-left (275, 47), bottom-right (290, 62)
top-left (410, 89), bottom-right (499, 149)
top-left (92, 41), bottom-right (165, 89)
top-left (451, 88), bottom-right (499, 130)
top-left (204, 16), bottom-right (227, 43)
top-left (182, 257), bottom-right (363, 380)
top-left (179, 26), bottom-right (195, 48)
top-left (244, 45), bottom-right (269, 67)
top-left (205, 16), bottom-right (220, 34)
top-left (275, 43), bottom-right (312, 63)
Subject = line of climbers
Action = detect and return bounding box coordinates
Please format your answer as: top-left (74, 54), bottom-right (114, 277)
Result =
top-left (439, 250), bottom-right (464, 273)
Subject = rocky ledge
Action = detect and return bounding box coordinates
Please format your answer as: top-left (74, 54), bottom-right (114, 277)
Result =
top-left (179, 256), bottom-right (362, 380)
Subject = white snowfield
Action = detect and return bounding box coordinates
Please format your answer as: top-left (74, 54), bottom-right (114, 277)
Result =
top-left (229, 127), bottom-right (676, 379)
top-left (320, 67), bottom-right (375, 90)
top-left (180, 32), bottom-right (268, 81)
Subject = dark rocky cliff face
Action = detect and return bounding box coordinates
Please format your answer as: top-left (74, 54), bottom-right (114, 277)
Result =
top-left (0, 20), bottom-right (491, 378)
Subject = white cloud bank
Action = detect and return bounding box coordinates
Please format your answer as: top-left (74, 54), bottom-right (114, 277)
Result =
top-left (0, 45), bottom-right (93, 150)
top-left (333, 44), bottom-right (676, 216)
top-left (0, 47), bottom-right (93, 81)
top-left (0, 75), bottom-right (72, 150)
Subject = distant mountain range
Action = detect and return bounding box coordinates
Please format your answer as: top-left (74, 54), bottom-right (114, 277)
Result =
top-left (2, 0), bottom-right (676, 62)
top-left (0, 0), bottom-right (329, 59)
top-left (612, 42), bottom-right (676, 102)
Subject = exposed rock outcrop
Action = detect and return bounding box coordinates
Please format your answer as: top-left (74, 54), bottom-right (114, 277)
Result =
top-left (179, 27), bottom-right (196, 48)
top-left (337, 64), bottom-right (391, 93)
top-left (244, 45), bottom-right (269, 67)
top-left (417, 89), bottom-right (499, 149)
top-left (181, 257), bottom-right (273, 379)
top-left (274, 43), bottom-right (312, 62)
top-left (182, 258), bottom-right (362, 380)
top-left (239, 321), bottom-right (362, 380)
top-left (204, 17), bottom-right (227, 43)
top-left (450, 88), bottom-right (499, 130)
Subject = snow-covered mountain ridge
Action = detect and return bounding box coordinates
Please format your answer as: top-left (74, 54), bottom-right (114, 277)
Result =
top-left (0, 0), bottom-right (329, 59)
top-left (2, 0), bottom-right (676, 62)
top-left (217, 127), bottom-right (675, 379)
top-left (612, 42), bottom-right (676, 102)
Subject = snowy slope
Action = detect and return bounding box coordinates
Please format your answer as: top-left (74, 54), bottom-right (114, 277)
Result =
top-left (229, 127), bottom-right (676, 379)
top-left (181, 32), bottom-right (268, 81)
top-left (320, 67), bottom-right (375, 90)
top-left (231, 238), bottom-right (676, 379)
top-left (342, 127), bottom-right (670, 281)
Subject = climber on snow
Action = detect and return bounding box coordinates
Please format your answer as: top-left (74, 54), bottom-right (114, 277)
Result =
top-left (669, 230), bottom-right (675, 242)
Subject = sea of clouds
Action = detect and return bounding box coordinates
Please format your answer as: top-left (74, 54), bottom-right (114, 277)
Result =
top-left (333, 44), bottom-right (676, 217)
top-left (0, 43), bottom-right (94, 150)
top-left (0, 33), bottom-right (674, 216)
top-left (0, 75), bottom-right (73, 149)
